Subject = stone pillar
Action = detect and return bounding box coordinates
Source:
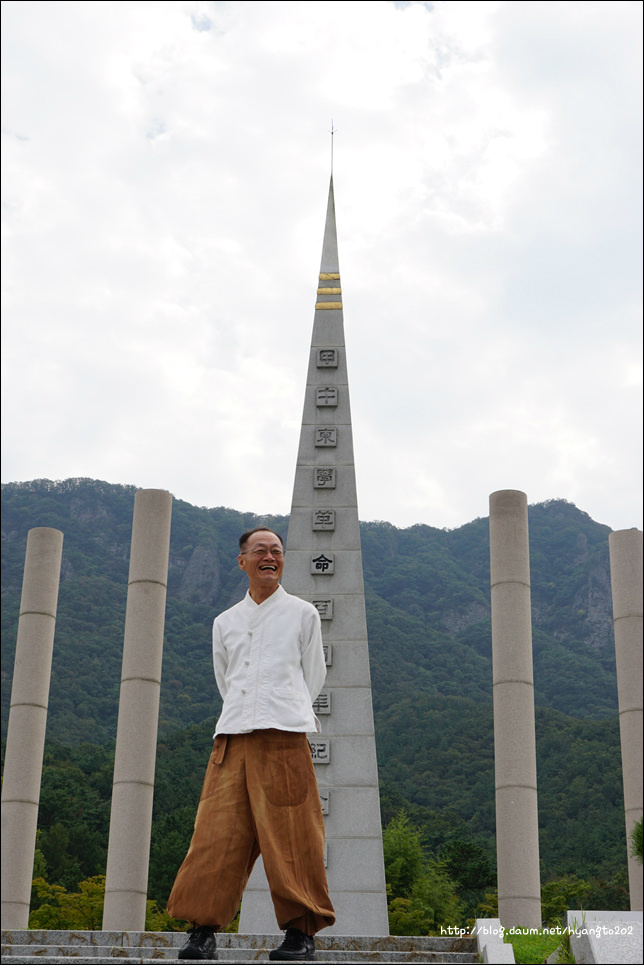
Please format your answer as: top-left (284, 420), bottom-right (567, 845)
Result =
top-left (489, 490), bottom-right (541, 929)
top-left (608, 529), bottom-right (643, 911)
top-left (102, 490), bottom-right (172, 931)
top-left (1, 527), bottom-right (64, 929)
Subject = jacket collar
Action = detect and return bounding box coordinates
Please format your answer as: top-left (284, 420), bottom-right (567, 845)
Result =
top-left (244, 584), bottom-right (285, 610)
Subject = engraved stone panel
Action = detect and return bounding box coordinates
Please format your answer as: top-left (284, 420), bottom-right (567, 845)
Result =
top-left (323, 643), bottom-right (333, 666)
top-left (315, 427), bottom-right (337, 447)
top-left (309, 740), bottom-right (330, 763)
top-left (316, 386), bottom-right (338, 406)
top-left (311, 553), bottom-right (334, 575)
top-left (313, 598), bottom-right (333, 620)
top-left (313, 691), bottom-right (331, 715)
top-left (317, 348), bottom-right (338, 368)
top-left (314, 468), bottom-right (336, 489)
top-left (319, 789), bottom-right (330, 815)
top-left (313, 510), bottom-right (336, 531)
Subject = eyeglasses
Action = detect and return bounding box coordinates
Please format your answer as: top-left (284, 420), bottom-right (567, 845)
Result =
top-left (241, 546), bottom-right (284, 558)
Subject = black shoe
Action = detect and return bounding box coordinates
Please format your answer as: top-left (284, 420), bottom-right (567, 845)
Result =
top-left (269, 928), bottom-right (316, 961)
top-left (178, 926), bottom-right (218, 960)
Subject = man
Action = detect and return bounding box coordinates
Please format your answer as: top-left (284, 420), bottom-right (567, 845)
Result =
top-left (167, 527), bottom-right (335, 962)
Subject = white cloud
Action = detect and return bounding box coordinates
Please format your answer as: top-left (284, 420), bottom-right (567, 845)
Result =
top-left (1, 0), bottom-right (641, 531)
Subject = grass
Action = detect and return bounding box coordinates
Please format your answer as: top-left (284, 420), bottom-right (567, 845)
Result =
top-left (503, 928), bottom-right (567, 964)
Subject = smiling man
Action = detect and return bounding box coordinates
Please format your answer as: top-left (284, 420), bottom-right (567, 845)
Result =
top-left (167, 527), bottom-right (335, 962)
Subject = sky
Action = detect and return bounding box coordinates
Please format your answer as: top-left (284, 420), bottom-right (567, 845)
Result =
top-left (2, 1), bottom-right (642, 533)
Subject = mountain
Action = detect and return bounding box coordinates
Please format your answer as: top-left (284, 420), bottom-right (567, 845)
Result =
top-left (1, 478), bottom-right (617, 746)
top-left (0, 478), bottom-right (629, 900)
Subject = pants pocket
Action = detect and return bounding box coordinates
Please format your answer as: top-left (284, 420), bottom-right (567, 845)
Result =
top-left (262, 733), bottom-right (312, 808)
top-left (200, 735), bottom-right (228, 801)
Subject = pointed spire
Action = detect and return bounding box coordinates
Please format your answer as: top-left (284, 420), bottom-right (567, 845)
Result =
top-left (319, 176), bottom-right (340, 277)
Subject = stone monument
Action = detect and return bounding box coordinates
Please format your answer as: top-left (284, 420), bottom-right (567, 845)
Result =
top-left (239, 177), bottom-right (389, 936)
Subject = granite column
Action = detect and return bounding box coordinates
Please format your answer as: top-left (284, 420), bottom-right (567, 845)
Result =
top-left (1, 527), bottom-right (64, 929)
top-left (489, 490), bottom-right (541, 929)
top-left (102, 489), bottom-right (172, 931)
top-left (608, 529), bottom-right (643, 911)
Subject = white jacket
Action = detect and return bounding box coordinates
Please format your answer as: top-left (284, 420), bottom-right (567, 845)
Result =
top-left (212, 585), bottom-right (326, 736)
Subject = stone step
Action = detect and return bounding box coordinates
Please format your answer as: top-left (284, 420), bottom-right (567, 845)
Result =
top-left (0, 954), bottom-right (478, 962)
top-left (1, 932), bottom-right (477, 951)
top-left (0, 932), bottom-right (478, 964)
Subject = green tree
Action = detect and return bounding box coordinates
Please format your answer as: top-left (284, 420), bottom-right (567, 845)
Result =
top-left (440, 840), bottom-right (493, 893)
top-left (439, 838), bottom-right (495, 920)
top-left (541, 875), bottom-right (591, 925)
top-left (144, 901), bottom-right (187, 932)
top-left (585, 869), bottom-right (630, 911)
top-left (476, 878), bottom-right (594, 927)
top-left (383, 811), bottom-right (462, 934)
top-left (32, 831), bottom-right (47, 880)
top-left (29, 876), bottom-right (106, 930)
top-left (148, 805), bottom-right (197, 903)
top-left (383, 811), bottom-right (427, 899)
top-left (630, 818), bottom-right (643, 864)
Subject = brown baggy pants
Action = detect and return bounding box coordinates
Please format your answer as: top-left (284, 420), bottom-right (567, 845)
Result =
top-left (167, 729), bottom-right (335, 934)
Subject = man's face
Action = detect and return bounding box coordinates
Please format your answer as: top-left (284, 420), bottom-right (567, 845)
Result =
top-left (238, 531), bottom-right (284, 591)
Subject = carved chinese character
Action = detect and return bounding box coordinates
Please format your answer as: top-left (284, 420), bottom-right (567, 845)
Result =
top-left (319, 790), bottom-right (330, 815)
top-left (317, 349), bottom-right (338, 368)
top-left (313, 691), bottom-right (331, 714)
top-left (313, 599), bottom-right (333, 620)
top-left (323, 643), bottom-right (333, 666)
top-left (308, 740), bottom-right (330, 763)
top-left (315, 427), bottom-right (337, 447)
top-left (316, 386), bottom-right (338, 406)
top-left (314, 468), bottom-right (336, 489)
top-left (313, 510), bottom-right (335, 531)
top-left (324, 842), bottom-right (328, 868)
top-left (311, 553), bottom-right (334, 574)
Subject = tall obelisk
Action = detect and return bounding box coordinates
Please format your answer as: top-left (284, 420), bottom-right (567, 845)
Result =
top-left (239, 178), bottom-right (389, 936)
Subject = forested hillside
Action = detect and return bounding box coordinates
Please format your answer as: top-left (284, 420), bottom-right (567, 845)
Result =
top-left (0, 478), bottom-right (629, 915)
top-left (1, 478), bottom-right (617, 743)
